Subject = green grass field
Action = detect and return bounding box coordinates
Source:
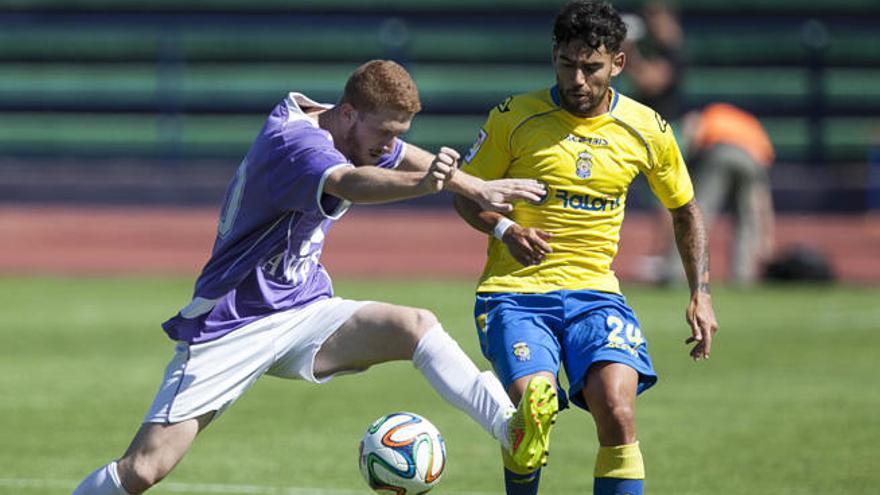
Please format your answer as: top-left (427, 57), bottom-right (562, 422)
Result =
top-left (1, 277), bottom-right (878, 494)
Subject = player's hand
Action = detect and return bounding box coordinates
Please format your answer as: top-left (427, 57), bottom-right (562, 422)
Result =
top-left (476, 179), bottom-right (546, 213)
top-left (684, 291), bottom-right (718, 361)
top-left (502, 224), bottom-right (552, 266)
top-left (420, 147), bottom-right (459, 193)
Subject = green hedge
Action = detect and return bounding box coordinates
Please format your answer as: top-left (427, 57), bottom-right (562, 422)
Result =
top-left (0, 112), bottom-right (874, 162)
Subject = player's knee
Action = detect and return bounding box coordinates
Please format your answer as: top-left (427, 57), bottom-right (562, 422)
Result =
top-left (412, 308), bottom-right (440, 334)
top-left (594, 401), bottom-right (636, 443)
top-left (378, 307), bottom-right (440, 357)
top-left (606, 402), bottom-right (635, 429)
top-left (399, 307), bottom-right (439, 344)
top-left (400, 308), bottom-right (439, 342)
top-left (589, 390), bottom-right (635, 427)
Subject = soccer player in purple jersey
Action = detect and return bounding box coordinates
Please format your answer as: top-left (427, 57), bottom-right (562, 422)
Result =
top-left (72, 60), bottom-right (554, 495)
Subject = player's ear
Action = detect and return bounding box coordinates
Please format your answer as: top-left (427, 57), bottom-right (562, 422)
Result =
top-left (610, 50), bottom-right (626, 77)
top-left (339, 102), bottom-right (359, 126)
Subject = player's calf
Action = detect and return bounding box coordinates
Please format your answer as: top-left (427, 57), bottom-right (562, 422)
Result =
top-left (116, 454), bottom-right (173, 494)
top-left (74, 452), bottom-right (180, 495)
top-left (74, 419), bottom-right (201, 494)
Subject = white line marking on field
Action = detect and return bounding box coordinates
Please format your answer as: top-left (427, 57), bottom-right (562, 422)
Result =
top-left (0, 478), bottom-right (496, 495)
top-left (0, 478), bottom-right (360, 494)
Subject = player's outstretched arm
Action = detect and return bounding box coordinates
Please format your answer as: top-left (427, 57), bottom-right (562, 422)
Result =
top-left (453, 195), bottom-right (552, 266)
top-left (323, 147), bottom-right (457, 203)
top-left (670, 199), bottom-right (719, 361)
top-left (399, 144), bottom-right (545, 212)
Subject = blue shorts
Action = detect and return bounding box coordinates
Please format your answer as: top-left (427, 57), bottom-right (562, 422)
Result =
top-left (473, 290), bottom-right (657, 411)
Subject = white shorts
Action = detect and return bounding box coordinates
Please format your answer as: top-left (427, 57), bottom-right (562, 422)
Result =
top-left (144, 297), bottom-right (372, 424)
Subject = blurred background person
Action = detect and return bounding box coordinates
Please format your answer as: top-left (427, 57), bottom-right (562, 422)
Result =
top-left (621, 1), bottom-right (685, 120)
top-left (621, 1), bottom-right (688, 253)
top-left (655, 103), bottom-right (776, 286)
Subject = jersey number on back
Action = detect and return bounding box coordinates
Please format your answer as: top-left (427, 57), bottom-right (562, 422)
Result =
top-left (218, 157), bottom-right (249, 239)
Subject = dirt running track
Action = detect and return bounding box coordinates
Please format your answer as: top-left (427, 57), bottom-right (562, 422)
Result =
top-left (1, 206), bottom-right (878, 283)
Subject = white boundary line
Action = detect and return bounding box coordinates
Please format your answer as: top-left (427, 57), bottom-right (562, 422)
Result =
top-left (0, 478), bottom-right (496, 495)
top-left (0, 478), bottom-right (359, 494)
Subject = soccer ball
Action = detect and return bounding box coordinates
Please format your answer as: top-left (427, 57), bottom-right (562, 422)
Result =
top-left (358, 411), bottom-right (446, 494)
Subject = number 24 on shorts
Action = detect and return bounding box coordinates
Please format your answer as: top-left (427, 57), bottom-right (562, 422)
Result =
top-left (605, 315), bottom-right (643, 356)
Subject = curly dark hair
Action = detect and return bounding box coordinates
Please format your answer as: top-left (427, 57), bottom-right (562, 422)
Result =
top-left (553, 0), bottom-right (628, 53)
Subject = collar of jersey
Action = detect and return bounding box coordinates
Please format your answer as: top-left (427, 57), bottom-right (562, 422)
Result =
top-left (550, 85), bottom-right (620, 116)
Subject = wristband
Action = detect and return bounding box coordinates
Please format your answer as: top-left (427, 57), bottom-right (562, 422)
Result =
top-left (493, 217), bottom-right (516, 240)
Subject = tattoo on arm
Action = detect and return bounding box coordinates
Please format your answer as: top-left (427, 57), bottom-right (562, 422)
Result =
top-left (671, 200), bottom-right (711, 294)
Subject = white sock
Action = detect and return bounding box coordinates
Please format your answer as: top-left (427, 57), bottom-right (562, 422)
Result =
top-left (72, 461), bottom-right (130, 495)
top-left (412, 325), bottom-right (515, 449)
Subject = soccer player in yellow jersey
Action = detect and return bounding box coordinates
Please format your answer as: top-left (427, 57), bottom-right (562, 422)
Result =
top-left (454, 2), bottom-right (719, 494)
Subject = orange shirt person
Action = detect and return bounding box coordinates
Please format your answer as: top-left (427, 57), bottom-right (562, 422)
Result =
top-left (692, 103), bottom-right (774, 167)
top-left (672, 102), bottom-right (776, 285)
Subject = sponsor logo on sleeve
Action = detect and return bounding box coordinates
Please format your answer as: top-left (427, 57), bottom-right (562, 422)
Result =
top-left (654, 112), bottom-right (669, 133)
top-left (496, 96), bottom-right (513, 113)
top-left (464, 129), bottom-right (488, 163)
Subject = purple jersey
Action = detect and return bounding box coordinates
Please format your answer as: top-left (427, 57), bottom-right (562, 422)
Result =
top-left (163, 92), bottom-right (405, 343)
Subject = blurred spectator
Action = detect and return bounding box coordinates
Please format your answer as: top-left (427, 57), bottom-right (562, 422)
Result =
top-left (654, 103), bottom-right (776, 286)
top-left (622, 1), bottom-right (685, 119)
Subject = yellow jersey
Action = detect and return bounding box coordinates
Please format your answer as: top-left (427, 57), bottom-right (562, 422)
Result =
top-left (461, 87), bottom-right (694, 294)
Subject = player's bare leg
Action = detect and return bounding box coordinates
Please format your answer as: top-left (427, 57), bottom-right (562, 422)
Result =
top-left (73, 412), bottom-right (213, 494)
top-left (118, 413), bottom-right (213, 493)
top-left (583, 362), bottom-right (644, 495)
top-left (314, 303), bottom-right (437, 372)
top-left (314, 302), bottom-right (515, 451)
top-left (583, 362), bottom-right (637, 445)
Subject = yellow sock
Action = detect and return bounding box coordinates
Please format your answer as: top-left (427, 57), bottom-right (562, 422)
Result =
top-left (594, 442), bottom-right (645, 479)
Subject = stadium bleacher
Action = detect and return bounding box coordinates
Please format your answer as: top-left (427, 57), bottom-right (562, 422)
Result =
top-left (0, 0), bottom-right (878, 209)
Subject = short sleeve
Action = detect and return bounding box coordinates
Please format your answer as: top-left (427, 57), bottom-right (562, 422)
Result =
top-left (460, 108), bottom-right (512, 180)
top-left (269, 146), bottom-right (350, 214)
top-left (375, 138), bottom-right (405, 169)
top-left (645, 126), bottom-right (694, 209)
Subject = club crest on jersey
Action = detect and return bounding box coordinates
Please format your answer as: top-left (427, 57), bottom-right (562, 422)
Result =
top-left (464, 129), bottom-right (487, 163)
top-left (575, 151), bottom-right (593, 179)
top-left (512, 342), bottom-right (531, 362)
